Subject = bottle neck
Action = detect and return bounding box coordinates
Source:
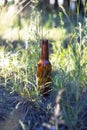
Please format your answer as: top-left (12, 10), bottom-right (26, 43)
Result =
top-left (40, 40), bottom-right (49, 61)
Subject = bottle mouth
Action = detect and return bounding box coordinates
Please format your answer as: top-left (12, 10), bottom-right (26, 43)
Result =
top-left (42, 39), bottom-right (48, 44)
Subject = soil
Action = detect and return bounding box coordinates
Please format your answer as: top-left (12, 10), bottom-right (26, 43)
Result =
top-left (0, 84), bottom-right (55, 130)
top-left (0, 83), bottom-right (69, 130)
top-left (1, 84), bottom-right (87, 130)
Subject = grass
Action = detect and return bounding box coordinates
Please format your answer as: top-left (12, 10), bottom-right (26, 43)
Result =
top-left (0, 2), bottom-right (87, 130)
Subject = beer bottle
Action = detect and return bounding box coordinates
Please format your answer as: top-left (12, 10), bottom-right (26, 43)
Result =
top-left (37, 39), bottom-right (52, 95)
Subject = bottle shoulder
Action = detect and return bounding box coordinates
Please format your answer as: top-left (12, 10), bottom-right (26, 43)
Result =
top-left (38, 59), bottom-right (51, 65)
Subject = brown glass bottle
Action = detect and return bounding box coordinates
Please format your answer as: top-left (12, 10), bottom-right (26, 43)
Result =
top-left (37, 39), bottom-right (52, 95)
